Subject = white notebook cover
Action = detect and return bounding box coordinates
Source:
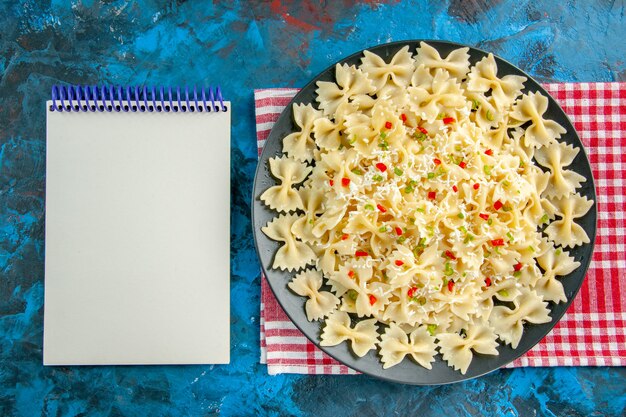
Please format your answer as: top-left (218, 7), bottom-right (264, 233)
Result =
top-left (44, 102), bottom-right (230, 365)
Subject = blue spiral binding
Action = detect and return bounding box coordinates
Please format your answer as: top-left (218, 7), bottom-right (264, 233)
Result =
top-left (49, 84), bottom-right (227, 113)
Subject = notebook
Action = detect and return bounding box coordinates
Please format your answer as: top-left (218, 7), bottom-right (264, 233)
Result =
top-left (44, 85), bottom-right (230, 365)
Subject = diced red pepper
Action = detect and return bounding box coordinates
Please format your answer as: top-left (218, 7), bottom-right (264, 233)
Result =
top-left (445, 250), bottom-right (456, 260)
top-left (395, 227), bottom-right (403, 236)
top-left (459, 161), bottom-right (467, 169)
top-left (514, 263), bottom-right (523, 271)
top-left (443, 117), bottom-right (456, 124)
top-left (447, 280), bottom-right (455, 291)
top-left (385, 121), bottom-right (392, 129)
top-left (485, 277), bottom-right (492, 287)
top-left (428, 191), bottom-right (436, 200)
top-left (369, 294), bottom-right (377, 305)
top-left (452, 185), bottom-right (458, 193)
top-left (485, 149), bottom-right (493, 156)
top-left (433, 158), bottom-right (441, 165)
top-left (407, 287), bottom-right (417, 298)
top-left (329, 179), bottom-right (334, 186)
top-left (490, 239), bottom-right (505, 247)
top-left (418, 126), bottom-right (428, 135)
top-left (395, 260), bottom-right (404, 267)
top-left (494, 200), bottom-right (503, 210)
top-left (348, 270), bottom-right (355, 278)
top-left (341, 177), bottom-right (350, 187)
top-left (375, 162), bottom-right (388, 172)
top-left (341, 234), bottom-right (349, 241)
top-left (479, 213), bottom-right (490, 220)
top-left (473, 183), bottom-right (480, 190)
top-left (376, 204), bottom-right (387, 213)
top-left (355, 250), bottom-right (369, 257)
top-left (400, 113), bottom-right (407, 122)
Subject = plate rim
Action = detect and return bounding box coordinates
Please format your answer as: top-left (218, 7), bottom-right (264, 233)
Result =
top-left (251, 39), bottom-right (598, 385)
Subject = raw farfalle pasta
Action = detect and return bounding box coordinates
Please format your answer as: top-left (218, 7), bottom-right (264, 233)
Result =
top-left (467, 54), bottom-right (526, 111)
top-left (544, 194), bottom-right (594, 248)
top-left (510, 92), bottom-right (567, 148)
top-left (320, 311), bottom-right (379, 357)
top-left (489, 288), bottom-right (552, 349)
top-left (260, 42), bottom-right (594, 375)
top-left (437, 324), bottom-right (499, 374)
top-left (535, 141), bottom-right (587, 199)
top-left (282, 103), bottom-right (321, 162)
top-left (261, 214), bottom-right (316, 271)
top-left (414, 42), bottom-right (470, 80)
top-left (379, 323), bottom-right (437, 369)
top-left (260, 156), bottom-right (311, 212)
top-left (360, 46), bottom-right (415, 93)
top-left (288, 269), bottom-right (340, 321)
top-left (316, 64), bottom-right (375, 116)
top-left (535, 239), bottom-right (581, 303)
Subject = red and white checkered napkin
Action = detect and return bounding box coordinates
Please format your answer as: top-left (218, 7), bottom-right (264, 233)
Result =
top-left (255, 83), bottom-right (626, 375)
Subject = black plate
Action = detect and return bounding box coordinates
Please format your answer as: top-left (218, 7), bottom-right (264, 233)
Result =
top-left (251, 40), bottom-right (597, 385)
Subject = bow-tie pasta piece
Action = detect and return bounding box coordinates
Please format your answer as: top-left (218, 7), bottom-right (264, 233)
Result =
top-left (320, 311), bottom-right (379, 357)
top-left (290, 187), bottom-right (325, 243)
top-left (489, 288), bottom-right (551, 348)
top-left (545, 193), bottom-right (594, 248)
top-left (378, 323), bottom-right (437, 369)
top-left (360, 46), bottom-right (415, 93)
top-left (312, 101), bottom-right (357, 151)
top-left (415, 41), bottom-right (470, 80)
top-left (344, 102), bottom-right (405, 156)
top-left (329, 261), bottom-right (392, 318)
top-left (313, 229), bottom-right (354, 275)
top-left (408, 69), bottom-right (467, 124)
top-left (315, 63), bottom-right (375, 116)
top-left (535, 239), bottom-right (580, 303)
top-left (510, 92), bottom-right (567, 148)
top-left (534, 141), bottom-right (587, 199)
top-left (260, 156), bottom-right (312, 213)
top-left (437, 323), bottom-right (499, 375)
top-left (521, 168), bottom-right (552, 224)
top-left (288, 269), bottom-right (340, 321)
top-left (467, 53), bottom-right (526, 111)
top-left (282, 103), bottom-right (322, 162)
top-left (262, 214), bottom-right (316, 272)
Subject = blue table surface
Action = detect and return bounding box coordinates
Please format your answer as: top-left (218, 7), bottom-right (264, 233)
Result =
top-left (1, 1), bottom-right (625, 416)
